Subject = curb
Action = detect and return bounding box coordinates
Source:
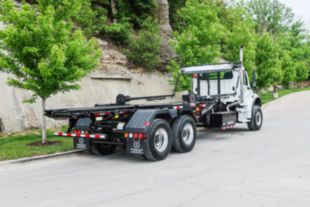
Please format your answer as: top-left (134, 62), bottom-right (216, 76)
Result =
top-left (0, 149), bottom-right (83, 166)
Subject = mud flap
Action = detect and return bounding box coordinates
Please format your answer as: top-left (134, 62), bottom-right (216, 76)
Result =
top-left (126, 139), bottom-right (146, 155)
top-left (73, 137), bottom-right (91, 150)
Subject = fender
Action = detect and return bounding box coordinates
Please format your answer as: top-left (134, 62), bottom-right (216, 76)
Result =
top-left (250, 95), bottom-right (262, 119)
top-left (124, 109), bottom-right (176, 132)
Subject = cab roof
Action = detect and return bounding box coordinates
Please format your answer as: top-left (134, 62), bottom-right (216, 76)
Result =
top-left (181, 62), bottom-right (241, 74)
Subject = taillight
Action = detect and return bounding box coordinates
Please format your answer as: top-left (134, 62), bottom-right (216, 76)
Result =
top-left (125, 132), bottom-right (146, 139)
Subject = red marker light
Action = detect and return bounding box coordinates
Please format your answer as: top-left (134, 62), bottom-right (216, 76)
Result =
top-left (133, 133), bottom-right (138, 139)
top-left (138, 133), bottom-right (143, 139)
top-left (144, 121), bottom-right (151, 127)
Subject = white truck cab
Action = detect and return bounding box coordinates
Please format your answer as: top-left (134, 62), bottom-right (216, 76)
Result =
top-left (181, 51), bottom-right (263, 130)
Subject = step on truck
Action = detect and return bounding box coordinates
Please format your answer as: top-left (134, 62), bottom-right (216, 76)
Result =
top-left (45, 49), bottom-right (263, 161)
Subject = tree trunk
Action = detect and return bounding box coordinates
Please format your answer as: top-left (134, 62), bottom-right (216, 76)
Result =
top-left (111, 0), bottom-right (117, 23)
top-left (41, 98), bottom-right (47, 144)
top-left (155, 0), bottom-right (176, 70)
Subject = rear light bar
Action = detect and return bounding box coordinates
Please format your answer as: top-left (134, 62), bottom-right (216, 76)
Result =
top-left (124, 132), bottom-right (146, 140)
top-left (54, 132), bottom-right (107, 139)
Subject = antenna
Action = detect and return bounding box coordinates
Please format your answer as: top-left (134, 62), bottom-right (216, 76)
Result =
top-left (240, 45), bottom-right (244, 66)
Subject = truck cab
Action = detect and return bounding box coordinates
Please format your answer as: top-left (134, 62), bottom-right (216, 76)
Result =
top-left (181, 62), bottom-right (262, 130)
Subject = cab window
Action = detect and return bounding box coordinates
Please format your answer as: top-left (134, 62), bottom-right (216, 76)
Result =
top-left (201, 71), bottom-right (233, 80)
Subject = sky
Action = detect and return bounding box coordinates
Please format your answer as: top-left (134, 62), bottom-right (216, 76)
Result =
top-left (280, 0), bottom-right (310, 30)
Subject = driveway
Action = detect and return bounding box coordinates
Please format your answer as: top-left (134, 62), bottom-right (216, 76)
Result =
top-left (1, 91), bottom-right (310, 207)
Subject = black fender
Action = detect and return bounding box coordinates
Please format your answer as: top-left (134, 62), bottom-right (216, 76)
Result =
top-left (124, 109), bottom-right (176, 132)
top-left (250, 97), bottom-right (262, 118)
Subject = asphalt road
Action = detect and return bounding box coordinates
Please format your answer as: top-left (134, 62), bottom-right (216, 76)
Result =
top-left (1, 91), bottom-right (310, 207)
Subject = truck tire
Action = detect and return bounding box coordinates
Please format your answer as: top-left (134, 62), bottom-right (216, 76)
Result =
top-left (172, 115), bottom-right (196, 153)
top-left (247, 106), bottom-right (263, 131)
top-left (90, 143), bottom-right (117, 155)
top-left (144, 119), bottom-right (172, 161)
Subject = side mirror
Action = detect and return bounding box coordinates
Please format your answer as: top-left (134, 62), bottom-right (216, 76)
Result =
top-left (251, 70), bottom-right (257, 88)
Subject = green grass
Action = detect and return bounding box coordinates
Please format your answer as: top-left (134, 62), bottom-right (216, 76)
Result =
top-left (261, 87), bottom-right (310, 104)
top-left (0, 130), bottom-right (74, 161)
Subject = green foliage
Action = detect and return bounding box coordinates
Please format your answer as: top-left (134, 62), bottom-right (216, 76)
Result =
top-left (168, 60), bottom-right (191, 91)
top-left (255, 33), bottom-right (282, 88)
top-left (0, 0), bottom-right (101, 100)
top-left (247, 0), bottom-right (294, 35)
top-left (220, 3), bottom-right (257, 77)
top-left (295, 62), bottom-right (309, 82)
top-left (174, 0), bottom-right (225, 65)
top-left (102, 20), bottom-right (132, 44)
top-left (115, 0), bottom-right (157, 29)
top-left (281, 52), bottom-right (295, 87)
top-left (125, 18), bottom-right (161, 70)
top-left (170, 0), bottom-right (309, 90)
top-left (75, 0), bottom-right (107, 37)
top-left (168, 0), bottom-right (186, 30)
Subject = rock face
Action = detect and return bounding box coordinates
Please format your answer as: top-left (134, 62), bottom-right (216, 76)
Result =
top-left (0, 40), bottom-right (175, 132)
top-left (156, 0), bottom-right (176, 69)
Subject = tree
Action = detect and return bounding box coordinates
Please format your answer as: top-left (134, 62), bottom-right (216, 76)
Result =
top-left (255, 33), bottom-right (282, 88)
top-left (220, 2), bottom-right (257, 78)
top-left (0, 0), bottom-right (101, 144)
top-left (281, 52), bottom-right (295, 87)
top-left (247, 0), bottom-right (294, 35)
top-left (170, 0), bottom-right (225, 90)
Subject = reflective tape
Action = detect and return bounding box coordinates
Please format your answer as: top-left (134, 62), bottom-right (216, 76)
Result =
top-left (54, 132), bottom-right (107, 139)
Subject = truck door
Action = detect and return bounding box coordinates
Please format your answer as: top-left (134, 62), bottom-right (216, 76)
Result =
top-left (242, 71), bottom-right (254, 117)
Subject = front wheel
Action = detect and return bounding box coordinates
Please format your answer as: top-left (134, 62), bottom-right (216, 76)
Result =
top-left (247, 106), bottom-right (263, 131)
top-left (144, 119), bottom-right (173, 161)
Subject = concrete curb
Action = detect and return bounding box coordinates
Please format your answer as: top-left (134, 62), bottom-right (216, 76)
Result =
top-left (0, 149), bottom-right (83, 166)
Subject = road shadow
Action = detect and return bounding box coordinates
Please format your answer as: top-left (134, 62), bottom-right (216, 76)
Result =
top-left (75, 126), bottom-right (253, 162)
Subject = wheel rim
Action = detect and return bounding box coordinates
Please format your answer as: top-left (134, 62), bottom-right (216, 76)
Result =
top-left (153, 128), bottom-right (169, 153)
top-left (182, 123), bottom-right (194, 145)
top-left (255, 111), bottom-right (262, 126)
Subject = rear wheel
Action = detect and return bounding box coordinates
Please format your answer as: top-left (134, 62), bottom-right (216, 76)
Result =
top-left (144, 119), bottom-right (172, 161)
top-left (247, 106), bottom-right (263, 131)
top-left (172, 115), bottom-right (196, 153)
top-left (90, 143), bottom-right (117, 155)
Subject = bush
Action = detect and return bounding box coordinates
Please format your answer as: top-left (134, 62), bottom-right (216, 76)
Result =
top-left (125, 18), bottom-right (161, 70)
top-left (75, 0), bottom-right (107, 37)
top-left (102, 20), bottom-right (132, 44)
top-left (115, 0), bottom-right (157, 29)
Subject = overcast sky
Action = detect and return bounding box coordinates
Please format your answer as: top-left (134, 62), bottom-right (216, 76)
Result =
top-left (280, 0), bottom-right (310, 30)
